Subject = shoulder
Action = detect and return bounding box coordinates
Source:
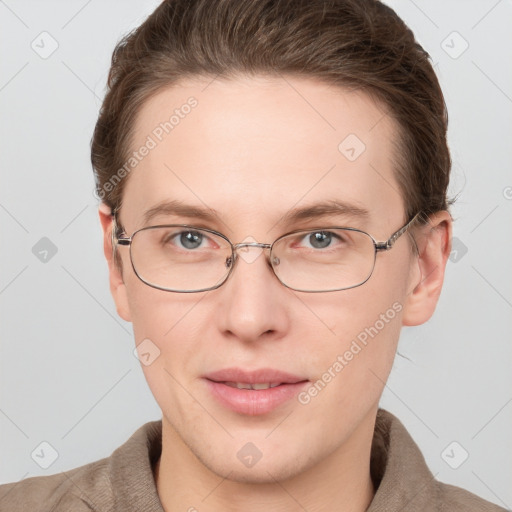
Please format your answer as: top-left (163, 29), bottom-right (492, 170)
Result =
top-left (0, 419), bottom-right (162, 512)
top-left (0, 457), bottom-right (112, 512)
top-left (436, 481), bottom-right (507, 511)
top-left (370, 409), bottom-right (507, 512)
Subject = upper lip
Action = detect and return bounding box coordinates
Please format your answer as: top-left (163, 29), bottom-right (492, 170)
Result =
top-left (204, 367), bottom-right (308, 384)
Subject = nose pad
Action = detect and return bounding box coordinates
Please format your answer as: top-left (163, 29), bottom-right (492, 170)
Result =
top-left (224, 245), bottom-right (278, 273)
top-left (225, 254), bottom-right (234, 269)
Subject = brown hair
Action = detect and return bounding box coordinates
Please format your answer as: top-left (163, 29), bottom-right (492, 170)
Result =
top-left (91, 0), bottom-right (453, 226)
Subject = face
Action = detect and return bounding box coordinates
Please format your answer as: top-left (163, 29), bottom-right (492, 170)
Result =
top-left (106, 75), bottom-right (428, 483)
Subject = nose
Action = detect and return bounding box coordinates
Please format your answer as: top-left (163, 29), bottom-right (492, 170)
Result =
top-left (216, 243), bottom-right (290, 343)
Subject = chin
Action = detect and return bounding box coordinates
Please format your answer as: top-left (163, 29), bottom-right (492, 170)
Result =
top-left (211, 460), bottom-right (304, 485)
top-left (193, 442), bottom-right (315, 485)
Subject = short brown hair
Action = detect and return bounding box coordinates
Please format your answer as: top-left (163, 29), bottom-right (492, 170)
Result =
top-left (91, 0), bottom-right (453, 225)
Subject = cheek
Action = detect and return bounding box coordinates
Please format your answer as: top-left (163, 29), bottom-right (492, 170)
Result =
top-left (124, 262), bottom-right (188, 335)
top-left (126, 278), bottom-right (208, 370)
top-left (294, 293), bottom-right (403, 439)
top-left (312, 250), bottom-right (407, 346)
top-left (127, 283), bottom-right (207, 414)
top-left (299, 255), bottom-right (408, 401)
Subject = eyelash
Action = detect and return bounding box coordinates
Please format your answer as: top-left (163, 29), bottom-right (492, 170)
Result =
top-left (164, 228), bottom-right (348, 250)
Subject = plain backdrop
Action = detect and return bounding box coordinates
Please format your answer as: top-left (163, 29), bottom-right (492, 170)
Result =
top-left (1, 0), bottom-right (511, 508)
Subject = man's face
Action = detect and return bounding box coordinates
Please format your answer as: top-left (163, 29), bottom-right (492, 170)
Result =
top-left (111, 76), bottom-right (420, 482)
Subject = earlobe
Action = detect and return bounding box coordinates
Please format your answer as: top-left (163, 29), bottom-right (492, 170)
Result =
top-left (401, 211), bottom-right (452, 326)
top-left (98, 203), bottom-right (132, 323)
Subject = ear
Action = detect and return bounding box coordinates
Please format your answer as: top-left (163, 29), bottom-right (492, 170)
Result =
top-left (401, 210), bottom-right (452, 326)
top-left (98, 203), bottom-right (132, 322)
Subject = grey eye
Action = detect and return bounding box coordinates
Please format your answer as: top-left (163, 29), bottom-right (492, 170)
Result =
top-left (178, 231), bottom-right (204, 249)
top-left (308, 231), bottom-right (332, 249)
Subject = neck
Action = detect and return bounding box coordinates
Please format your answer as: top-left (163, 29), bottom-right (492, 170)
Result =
top-left (155, 410), bottom-right (377, 512)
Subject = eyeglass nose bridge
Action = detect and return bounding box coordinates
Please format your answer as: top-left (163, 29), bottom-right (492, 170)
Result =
top-left (227, 241), bottom-right (280, 269)
top-left (233, 242), bottom-right (272, 250)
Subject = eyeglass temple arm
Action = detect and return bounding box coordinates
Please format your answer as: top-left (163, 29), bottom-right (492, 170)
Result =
top-left (109, 210), bottom-right (132, 265)
top-left (374, 212), bottom-right (421, 252)
top-left (109, 207), bottom-right (421, 251)
top-left (110, 209), bottom-right (128, 241)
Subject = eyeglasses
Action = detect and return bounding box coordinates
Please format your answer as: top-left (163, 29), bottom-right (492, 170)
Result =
top-left (112, 211), bottom-right (420, 293)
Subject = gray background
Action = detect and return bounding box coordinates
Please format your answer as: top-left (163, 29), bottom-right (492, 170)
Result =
top-left (1, 0), bottom-right (511, 508)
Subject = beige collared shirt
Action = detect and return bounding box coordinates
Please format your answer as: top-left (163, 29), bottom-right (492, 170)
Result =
top-left (0, 409), bottom-right (506, 511)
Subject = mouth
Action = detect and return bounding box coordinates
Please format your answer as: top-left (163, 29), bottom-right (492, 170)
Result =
top-left (221, 381), bottom-right (283, 390)
top-left (203, 368), bottom-right (309, 415)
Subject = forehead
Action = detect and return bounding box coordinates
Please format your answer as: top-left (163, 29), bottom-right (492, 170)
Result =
top-left (122, 75), bottom-right (404, 234)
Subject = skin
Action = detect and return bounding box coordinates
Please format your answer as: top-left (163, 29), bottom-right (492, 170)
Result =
top-left (99, 75), bottom-right (451, 512)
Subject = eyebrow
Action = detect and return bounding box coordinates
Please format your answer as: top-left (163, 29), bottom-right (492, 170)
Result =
top-left (278, 199), bottom-right (370, 226)
top-left (143, 199), bottom-right (222, 225)
top-left (142, 198), bottom-right (370, 228)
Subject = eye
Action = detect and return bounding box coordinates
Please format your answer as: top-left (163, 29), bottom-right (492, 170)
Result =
top-left (163, 229), bottom-right (216, 250)
top-left (297, 230), bottom-right (348, 250)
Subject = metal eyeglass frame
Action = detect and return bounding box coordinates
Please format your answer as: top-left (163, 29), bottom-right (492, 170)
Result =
top-left (111, 210), bottom-right (421, 293)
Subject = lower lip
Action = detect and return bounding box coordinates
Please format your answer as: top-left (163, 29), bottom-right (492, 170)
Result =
top-left (204, 379), bottom-right (309, 416)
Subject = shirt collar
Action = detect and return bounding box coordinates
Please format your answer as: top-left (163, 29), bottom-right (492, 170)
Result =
top-left (368, 409), bottom-right (437, 511)
top-left (107, 408), bottom-right (437, 511)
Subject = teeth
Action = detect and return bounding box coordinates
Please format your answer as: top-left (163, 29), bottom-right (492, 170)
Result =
top-left (224, 382), bottom-right (282, 390)
top-left (252, 383), bottom-right (271, 390)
